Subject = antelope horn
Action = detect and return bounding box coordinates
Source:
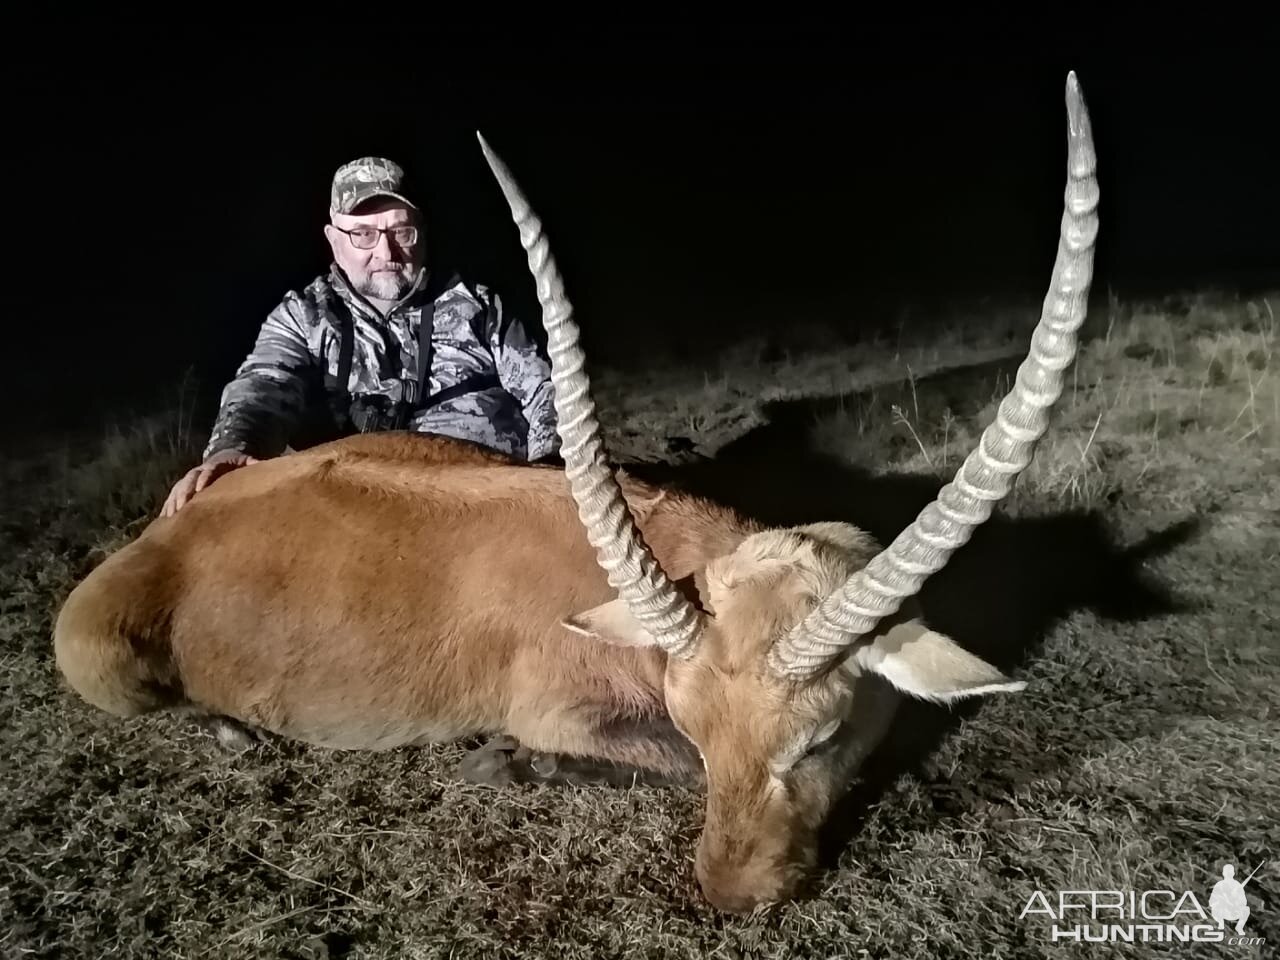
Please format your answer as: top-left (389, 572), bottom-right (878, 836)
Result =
top-left (769, 70), bottom-right (1100, 680)
top-left (477, 132), bottom-right (705, 659)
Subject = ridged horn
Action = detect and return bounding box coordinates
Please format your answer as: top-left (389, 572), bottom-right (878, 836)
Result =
top-left (476, 132), bottom-right (705, 659)
top-left (768, 71), bottom-right (1100, 680)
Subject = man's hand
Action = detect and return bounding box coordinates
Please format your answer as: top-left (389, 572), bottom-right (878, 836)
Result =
top-left (161, 449), bottom-right (261, 518)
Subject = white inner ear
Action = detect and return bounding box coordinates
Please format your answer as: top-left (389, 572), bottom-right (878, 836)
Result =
top-left (561, 597), bottom-right (661, 649)
top-left (855, 621), bottom-right (1026, 704)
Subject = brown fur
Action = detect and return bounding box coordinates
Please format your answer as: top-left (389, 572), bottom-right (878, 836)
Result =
top-left (53, 433), bottom-right (751, 775)
top-left (53, 431), bottom-right (1021, 914)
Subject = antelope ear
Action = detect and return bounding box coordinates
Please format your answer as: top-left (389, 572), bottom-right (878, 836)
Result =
top-left (562, 598), bottom-right (660, 648)
top-left (852, 619), bottom-right (1026, 703)
top-left (563, 573), bottom-right (712, 648)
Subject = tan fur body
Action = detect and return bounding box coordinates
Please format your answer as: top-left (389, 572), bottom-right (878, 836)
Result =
top-left (53, 433), bottom-right (753, 774)
top-left (52, 429), bottom-right (1022, 913)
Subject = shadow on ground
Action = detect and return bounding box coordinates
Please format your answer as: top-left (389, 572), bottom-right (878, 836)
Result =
top-left (621, 373), bottom-right (1203, 872)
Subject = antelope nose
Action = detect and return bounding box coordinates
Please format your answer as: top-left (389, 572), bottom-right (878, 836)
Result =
top-left (698, 874), bottom-right (767, 915)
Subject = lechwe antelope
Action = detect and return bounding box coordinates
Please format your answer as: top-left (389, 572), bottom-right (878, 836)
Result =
top-left (54, 71), bottom-right (1097, 912)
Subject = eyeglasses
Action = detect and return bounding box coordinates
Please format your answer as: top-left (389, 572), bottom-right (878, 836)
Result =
top-left (332, 225), bottom-right (419, 250)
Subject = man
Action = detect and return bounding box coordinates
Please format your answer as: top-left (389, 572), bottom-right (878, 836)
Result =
top-left (162, 156), bottom-right (560, 517)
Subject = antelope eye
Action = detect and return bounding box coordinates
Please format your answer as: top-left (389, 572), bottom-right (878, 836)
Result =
top-left (806, 719), bottom-right (841, 754)
top-left (770, 719), bottom-right (843, 777)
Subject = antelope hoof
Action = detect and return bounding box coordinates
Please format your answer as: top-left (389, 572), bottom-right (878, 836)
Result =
top-left (459, 735), bottom-right (522, 785)
top-left (197, 715), bottom-right (258, 753)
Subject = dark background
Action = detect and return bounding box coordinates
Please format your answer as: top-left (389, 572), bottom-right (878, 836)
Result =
top-left (5, 18), bottom-right (1278, 446)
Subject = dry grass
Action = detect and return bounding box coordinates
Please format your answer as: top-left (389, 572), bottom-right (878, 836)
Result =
top-left (2, 289), bottom-right (1277, 958)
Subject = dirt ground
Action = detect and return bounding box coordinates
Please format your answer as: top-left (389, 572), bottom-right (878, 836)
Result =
top-left (2, 289), bottom-right (1276, 958)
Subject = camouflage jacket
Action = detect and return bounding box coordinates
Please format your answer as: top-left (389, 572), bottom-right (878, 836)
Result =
top-left (203, 265), bottom-right (561, 462)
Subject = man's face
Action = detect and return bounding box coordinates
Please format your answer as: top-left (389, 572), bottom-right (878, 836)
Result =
top-left (325, 198), bottom-right (426, 302)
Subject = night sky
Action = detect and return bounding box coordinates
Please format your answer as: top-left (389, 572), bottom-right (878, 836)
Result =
top-left (6, 19), bottom-right (1278, 443)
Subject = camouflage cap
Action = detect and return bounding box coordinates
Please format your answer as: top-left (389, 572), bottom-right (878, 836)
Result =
top-left (329, 156), bottom-right (419, 216)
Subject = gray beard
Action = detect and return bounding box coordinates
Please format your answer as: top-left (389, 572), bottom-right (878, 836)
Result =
top-left (358, 269), bottom-right (417, 302)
